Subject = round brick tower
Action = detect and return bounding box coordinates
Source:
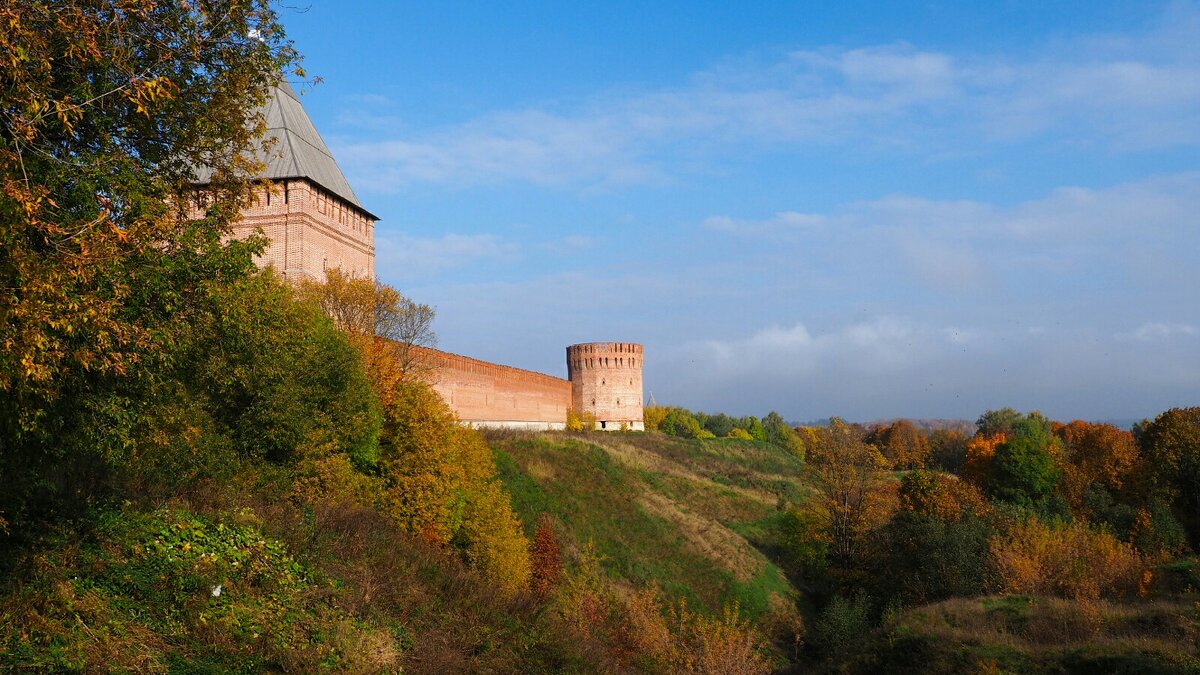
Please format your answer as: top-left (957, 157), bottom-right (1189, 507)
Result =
top-left (566, 342), bottom-right (644, 431)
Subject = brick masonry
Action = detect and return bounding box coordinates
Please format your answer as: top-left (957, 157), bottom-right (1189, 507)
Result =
top-left (231, 179), bottom-right (374, 281)
top-left (418, 347), bottom-right (572, 430)
top-left (567, 342), bottom-right (646, 431)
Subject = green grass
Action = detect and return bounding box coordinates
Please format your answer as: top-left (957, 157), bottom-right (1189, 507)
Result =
top-left (490, 430), bottom-right (811, 623)
top-left (0, 498), bottom-right (604, 674)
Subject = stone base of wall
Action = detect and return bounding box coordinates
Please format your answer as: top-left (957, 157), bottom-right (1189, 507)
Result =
top-left (463, 420), bottom-right (567, 431)
top-left (594, 421), bottom-right (646, 432)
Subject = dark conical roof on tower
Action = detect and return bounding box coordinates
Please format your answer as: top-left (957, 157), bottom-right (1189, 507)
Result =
top-left (256, 80), bottom-right (371, 215)
top-left (195, 77), bottom-right (376, 219)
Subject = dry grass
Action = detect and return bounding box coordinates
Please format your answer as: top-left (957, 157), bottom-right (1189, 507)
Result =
top-left (636, 491), bottom-right (762, 582)
top-left (897, 595), bottom-right (1200, 658)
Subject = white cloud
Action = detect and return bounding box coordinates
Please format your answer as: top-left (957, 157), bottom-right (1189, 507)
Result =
top-left (334, 6), bottom-right (1200, 188)
top-left (375, 232), bottom-right (520, 279)
top-left (702, 211), bottom-right (829, 236)
top-left (705, 172), bottom-right (1200, 294)
top-left (1120, 322), bottom-right (1199, 342)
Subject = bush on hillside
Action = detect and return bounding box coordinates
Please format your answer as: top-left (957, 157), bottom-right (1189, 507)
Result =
top-left (643, 405), bottom-right (669, 432)
top-left (378, 380), bottom-right (530, 593)
top-left (661, 407), bottom-right (705, 439)
top-left (566, 407), bottom-right (597, 432)
top-left (989, 518), bottom-right (1147, 601)
top-left (625, 589), bottom-right (771, 675)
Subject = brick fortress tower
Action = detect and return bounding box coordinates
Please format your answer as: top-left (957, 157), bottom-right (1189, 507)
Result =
top-left (195, 79), bottom-right (376, 280)
top-left (567, 343), bottom-right (645, 431)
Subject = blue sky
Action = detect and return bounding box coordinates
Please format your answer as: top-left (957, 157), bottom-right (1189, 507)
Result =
top-left (281, 1), bottom-right (1200, 423)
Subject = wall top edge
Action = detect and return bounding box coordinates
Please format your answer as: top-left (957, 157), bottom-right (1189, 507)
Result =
top-left (566, 342), bottom-right (644, 354)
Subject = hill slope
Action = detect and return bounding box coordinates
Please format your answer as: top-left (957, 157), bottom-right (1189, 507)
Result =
top-left (489, 431), bottom-right (810, 629)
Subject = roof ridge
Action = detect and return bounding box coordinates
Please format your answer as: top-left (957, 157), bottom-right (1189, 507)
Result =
top-left (192, 76), bottom-right (377, 220)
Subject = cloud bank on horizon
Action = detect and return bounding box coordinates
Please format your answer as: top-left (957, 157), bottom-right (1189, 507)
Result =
top-left (286, 1), bottom-right (1200, 422)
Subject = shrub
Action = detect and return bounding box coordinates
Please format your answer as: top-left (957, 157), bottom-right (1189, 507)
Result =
top-left (988, 518), bottom-right (1146, 600)
top-left (624, 588), bottom-right (771, 675)
top-left (529, 514), bottom-right (563, 599)
top-left (877, 511), bottom-right (991, 603)
top-left (661, 407), bottom-right (704, 439)
top-left (643, 405), bottom-right (669, 432)
top-left (378, 380), bottom-right (530, 589)
top-left (727, 428), bottom-right (754, 440)
top-left (764, 412), bottom-right (806, 461)
top-left (811, 593), bottom-right (872, 657)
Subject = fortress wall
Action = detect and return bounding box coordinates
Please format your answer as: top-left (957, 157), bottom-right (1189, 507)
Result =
top-left (417, 347), bottom-right (571, 429)
top-left (228, 180), bottom-right (374, 280)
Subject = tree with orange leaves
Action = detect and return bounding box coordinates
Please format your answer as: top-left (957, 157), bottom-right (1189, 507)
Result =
top-left (529, 513), bottom-right (563, 599)
top-left (296, 269), bottom-right (437, 407)
top-left (961, 432), bottom-right (1006, 488)
top-left (1055, 421), bottom-right (1139, 514)
top-left (866, 420), bottom-right (930, 469)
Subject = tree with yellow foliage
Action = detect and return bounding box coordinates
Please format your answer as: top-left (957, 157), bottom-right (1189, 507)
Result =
top-left (296, 270), bottom-right (436, 407)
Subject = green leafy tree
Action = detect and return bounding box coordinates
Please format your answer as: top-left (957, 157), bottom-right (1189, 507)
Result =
top-left (764, 411), bottom-right (806, 460)
top-left (1138, 407), bottom-right (1200, 548)
top-left (988, 417), bottom-right (1061, 514)
top-left (661, 407), bottom-right (704, 439)
top-left (182, 272), bottom-right (381, 467)
top-left (1, 1), bottom-right (295, 433)
top-left (0, 0), bottom-right (296, 526)
top-left (739, 415), bottom-right (767, 442)
top-left (975, 407), bottom-right (1024, 437)
top-left (702, 412), bottom-right (737, 438)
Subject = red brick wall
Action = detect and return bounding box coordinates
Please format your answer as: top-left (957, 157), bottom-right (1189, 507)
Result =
top-left (226, 179), bottom-right (374, 280)
top-left (418, 347), bottom-right (571, 429)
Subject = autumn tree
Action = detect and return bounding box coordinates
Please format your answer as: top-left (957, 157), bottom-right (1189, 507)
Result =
top-left (643, 404), bottom-right (669, 432)
top-left (1054, 421), bottom-right (1139, 516)
top-left (296, 269), bottom-right (437, 405)
top-left (928, 428), bottom-right (970, 473)
top-left (0, 0), bottom-right (296, 526)
top-left (898, 470), bottom-right (989, 522)
top-left (807, 422), bottom-right (894, 577)
top-left (866, 420), bottom-right (930, 469)
top-left (377, 379), bottom-right (530, 593)
top-left (961, 432), bottom-right (1006, 488)
top-left (1, 0), bottom-right (294, 431)
top-left (1138, 407), bottom-right (1200, 548)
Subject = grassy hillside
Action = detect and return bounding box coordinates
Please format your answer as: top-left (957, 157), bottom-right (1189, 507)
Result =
top-left (829, 595), bottom-right (1200, 674)
top-left (489, 431), bottom-right (810, 626)
top-left (0, 496), bottom-right (599, 673)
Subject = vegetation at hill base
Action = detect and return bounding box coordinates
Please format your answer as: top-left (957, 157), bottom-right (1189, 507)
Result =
top-left (3, 2), bottom-right (1200, 673)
